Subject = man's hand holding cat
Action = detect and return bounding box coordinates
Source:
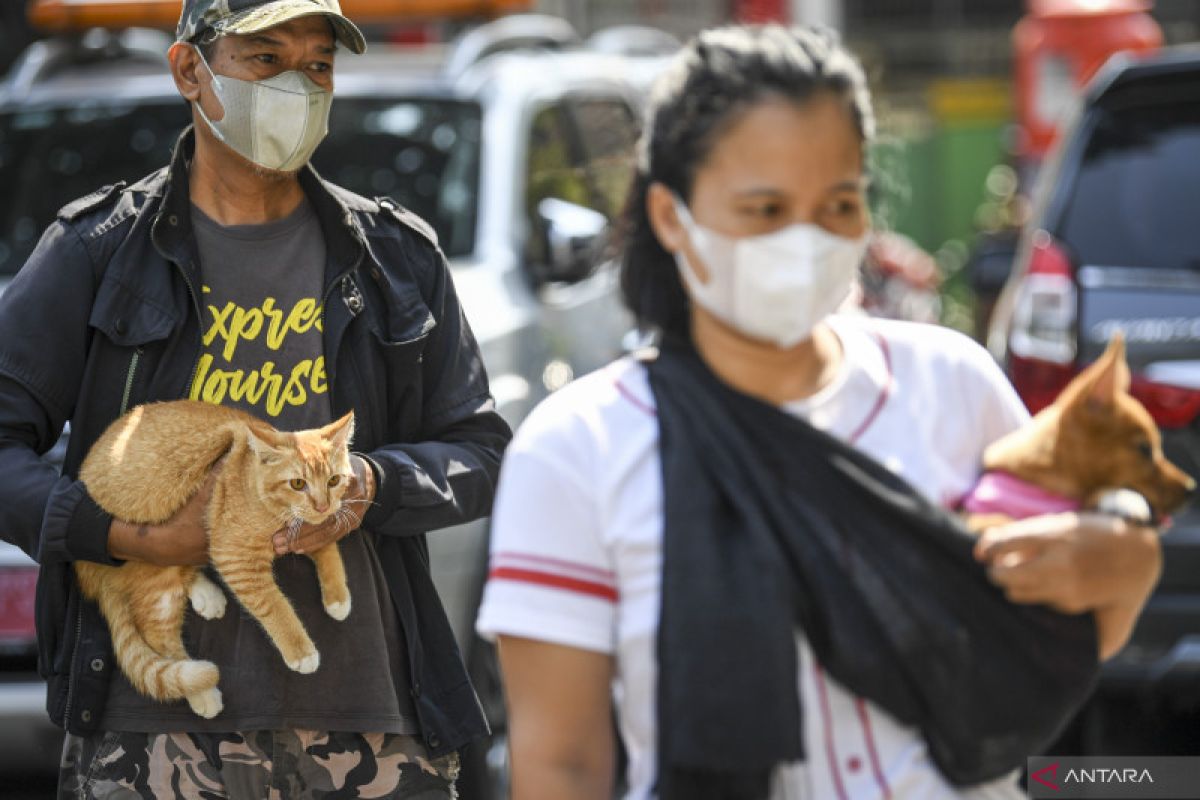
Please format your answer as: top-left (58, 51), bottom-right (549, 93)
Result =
top-left (107, 462), bottom-right (222, 566)
top-left (271, 455), bottom-right (377, 556)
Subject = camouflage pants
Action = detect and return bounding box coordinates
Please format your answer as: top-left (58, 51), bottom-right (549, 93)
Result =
top-left (58, 729), bottom-right (459, 799)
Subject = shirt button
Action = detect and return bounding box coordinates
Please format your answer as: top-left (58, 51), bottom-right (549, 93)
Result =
top-left (80, 709), bottom-right (92, 723)
top-left (427, 733), bottom-right (440, 749)
top-left (114, 318), bottom-right (127, 336)
top-left (90, 658), bottom-right (104, 672)
top-left (168, 214), bottom-right (178, 226)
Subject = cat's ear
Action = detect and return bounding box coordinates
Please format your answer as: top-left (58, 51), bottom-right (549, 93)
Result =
top-left (245, 423), bottom-right (288, 463)
top-left (322, 411), bottom-right (355, 450)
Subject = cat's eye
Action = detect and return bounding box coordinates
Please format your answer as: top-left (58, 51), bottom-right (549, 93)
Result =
top-left (328, 475), bottom-right (341, 487)
top-left (289, 478), bottom-right (307, 491)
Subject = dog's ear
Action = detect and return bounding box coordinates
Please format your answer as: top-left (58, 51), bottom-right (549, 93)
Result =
top-left (1080, 332), bottom-right (1131, 410)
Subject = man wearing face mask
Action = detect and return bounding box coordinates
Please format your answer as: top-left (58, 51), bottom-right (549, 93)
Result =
top-left (0, 1), bottom-right (511, 796)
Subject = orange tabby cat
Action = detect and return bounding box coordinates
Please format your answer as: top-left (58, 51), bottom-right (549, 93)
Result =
top-left (74, 400), bottom-right (357, 718)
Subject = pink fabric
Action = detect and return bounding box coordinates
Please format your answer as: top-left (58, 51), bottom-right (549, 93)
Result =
top-left (960, 471), bottom-right (1080, 520)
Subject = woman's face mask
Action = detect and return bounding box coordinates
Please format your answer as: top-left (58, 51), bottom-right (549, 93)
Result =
top-left (193, 46), bottom-right (331, 173)
top-left (673, 196), bottom-right (869, 348)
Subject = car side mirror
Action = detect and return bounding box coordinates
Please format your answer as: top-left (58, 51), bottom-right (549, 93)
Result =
top-left (536, 197), bottom-right (609, 284)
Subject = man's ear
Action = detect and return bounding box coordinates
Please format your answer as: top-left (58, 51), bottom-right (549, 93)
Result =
top-left (169, 40), bottom-right (226, 121)
top-left (168, 41), bottom-right (203, 102)
top-left (646, 181), bottom-right (686, 256)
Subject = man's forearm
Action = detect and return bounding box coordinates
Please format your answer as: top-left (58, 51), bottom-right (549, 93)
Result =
top-left (107, 518), bottom-right (149, 562)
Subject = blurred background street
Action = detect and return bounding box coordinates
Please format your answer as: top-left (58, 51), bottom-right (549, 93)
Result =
top-left (2, 0), bottom-right (1199, 796)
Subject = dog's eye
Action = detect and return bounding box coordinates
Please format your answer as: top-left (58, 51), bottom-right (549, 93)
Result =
top-left (289, 478), bottom-right (307, 491)
top-left (1135, 441), bottom-right (1154, 460)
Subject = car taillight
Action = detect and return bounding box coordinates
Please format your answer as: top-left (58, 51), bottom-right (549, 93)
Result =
top-left (1130, 376), bottom-right (1200, 429)
top-left (0, 566), bottom-right (38, 646)
top-left (1008, 231), bottom-right (1079, 413)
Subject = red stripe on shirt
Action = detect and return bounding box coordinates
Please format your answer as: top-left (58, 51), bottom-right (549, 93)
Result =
top-left (814, 664), bottom-right (850, 800)
top-left (489, 567), bottom-right (618, 602)
top-left (855, 697), bottom-right (892, 798)
top-left (847, 332), bottom-right (894, 445)
top-left (492, 551), bottom-right (616, 582)
top-left (614, 377), bottom-right (656, 416)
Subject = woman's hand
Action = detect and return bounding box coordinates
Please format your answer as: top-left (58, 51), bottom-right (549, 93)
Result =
top-left (975, 511), bottom-right (1163, 660)
top-left (271, 455), bottom-right (376, 556)
top-left (106, 461), bottom-right (222, 566)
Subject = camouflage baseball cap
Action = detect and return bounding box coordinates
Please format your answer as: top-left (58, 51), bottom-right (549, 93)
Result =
top-left (177, 0), bottom-right (367, 54)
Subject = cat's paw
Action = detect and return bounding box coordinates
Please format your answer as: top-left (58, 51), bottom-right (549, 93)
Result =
top-left (189, 578), bottom-right (227, 620)
top-left (186, 687), bottom-right (223, 719)
top-left (287, 649), bottom-right (320, 674)
top-left (325, 597), bottom-right (351, 621)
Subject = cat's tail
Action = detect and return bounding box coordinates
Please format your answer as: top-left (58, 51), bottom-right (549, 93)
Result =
top-left (95, 588), bottom-right (220, 703)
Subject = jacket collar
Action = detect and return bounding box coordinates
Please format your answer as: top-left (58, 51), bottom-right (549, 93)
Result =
top-left (148, 127), bottom-right (368, 290)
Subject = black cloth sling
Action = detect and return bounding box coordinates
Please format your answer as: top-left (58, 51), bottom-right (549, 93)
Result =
top-left (645, 341), bottom-right (1099, 799)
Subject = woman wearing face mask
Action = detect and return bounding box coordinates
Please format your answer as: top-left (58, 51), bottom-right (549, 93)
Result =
top-left (476, 25), bottom-right (1161, 800)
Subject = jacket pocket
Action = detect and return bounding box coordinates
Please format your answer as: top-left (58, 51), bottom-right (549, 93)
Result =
top-left (88, 275), bottom-right (176, 347)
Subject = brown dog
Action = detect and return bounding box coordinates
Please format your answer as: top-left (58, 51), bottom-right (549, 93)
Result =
top-left (964, 333), bottom-right (1195, 532)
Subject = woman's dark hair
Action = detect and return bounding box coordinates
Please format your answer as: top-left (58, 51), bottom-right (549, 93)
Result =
top-left (619, 25), bottom-right (875, 338)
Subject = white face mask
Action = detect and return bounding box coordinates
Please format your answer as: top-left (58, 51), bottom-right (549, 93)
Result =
top-left (193, 46), bottom-right (331, 173)
top-left (673, 197), bottom-right (868, 348)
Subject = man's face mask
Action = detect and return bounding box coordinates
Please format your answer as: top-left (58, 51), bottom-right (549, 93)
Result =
top-left (192, 44), bottom-right (331, 173)
top-left (673, 195), bottom-right (869, 348)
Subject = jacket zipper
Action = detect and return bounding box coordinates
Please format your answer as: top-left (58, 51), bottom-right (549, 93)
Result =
top-left (174, 262), bottom-right (204, 397)
top-left (61, 604), bottom-right (84, 727)
top-left (119, 348), bottom-right (143, 415)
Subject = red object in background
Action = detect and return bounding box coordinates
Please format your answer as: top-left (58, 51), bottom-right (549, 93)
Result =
top-left (388, 24), bottom-right (435, 45)
top-left (0, 567), bottom-right (38, 645)
top-left (1014, 0), bottom-right (1162, 160)
top-left (733, 0), bottom-right (789, 23)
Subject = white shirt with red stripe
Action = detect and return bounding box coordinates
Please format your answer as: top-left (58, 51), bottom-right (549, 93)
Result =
top-left (477, 314), bottom-right (1031, 800)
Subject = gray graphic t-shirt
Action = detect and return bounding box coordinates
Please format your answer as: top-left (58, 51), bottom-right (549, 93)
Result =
top-left (101, 200), bottom-right (417, 733)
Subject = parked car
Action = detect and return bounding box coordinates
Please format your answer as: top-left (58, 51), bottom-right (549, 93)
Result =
top-left (988, 46), bottom-right (1200, 754)
top-left (0, 15), bottom-right (648, 791)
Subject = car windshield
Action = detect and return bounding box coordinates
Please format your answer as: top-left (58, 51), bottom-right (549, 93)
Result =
top-left (0, 95), bottom-right (480, 276)
top-left (1059, 100), bottom-right (1200, 272)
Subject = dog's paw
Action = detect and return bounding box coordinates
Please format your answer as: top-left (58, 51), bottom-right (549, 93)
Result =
top-left (287, 649), bottom-right (320, 674)
top-left (1095, 488), bottom-right (1153, 524)
top-left (325, 597), bottom-right (351, 621)
top-left (189, 578), bottom-right (227, 620)
top-left (186, 687), bottom-right (223, 719)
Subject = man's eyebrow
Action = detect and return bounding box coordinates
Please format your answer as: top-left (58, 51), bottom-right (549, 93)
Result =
top-left (245, 33), bottom-right (283, 47)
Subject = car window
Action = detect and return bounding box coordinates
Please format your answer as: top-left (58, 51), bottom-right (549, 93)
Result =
top-left (524, 103), bottom-right (593, 265)
top-left (0, 101), bottom-right (188, 276)
top-left (570, 97), bottom-right (639, 221)
top-left (1057, 101), bottom-right (1200, 272)
top-left (0, 96), bottom-right (481, 275)
top-left (314, 97), bottom-right (482, 259)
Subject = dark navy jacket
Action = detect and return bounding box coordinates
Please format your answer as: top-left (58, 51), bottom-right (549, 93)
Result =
top-left (0, 130), bottom-right (510, 755)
